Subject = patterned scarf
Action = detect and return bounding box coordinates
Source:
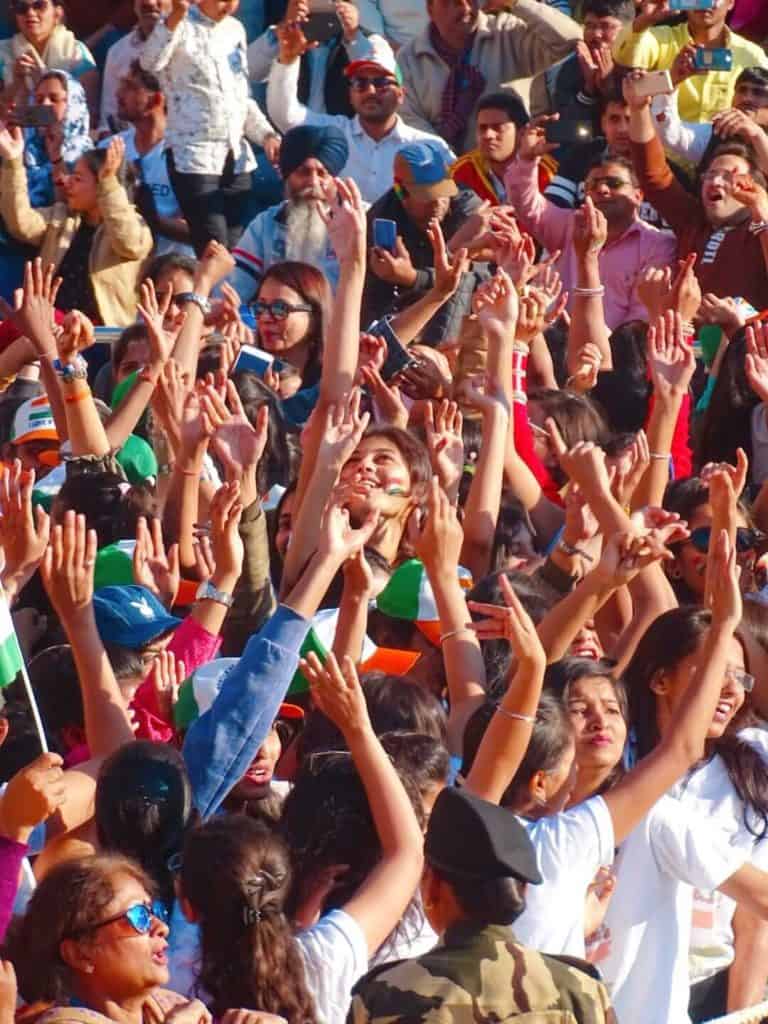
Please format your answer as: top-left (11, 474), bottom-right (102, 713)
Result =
top-left (429, 22), bottom-right (485, 149)
top-left (24, 70), bottom-right (91, 207)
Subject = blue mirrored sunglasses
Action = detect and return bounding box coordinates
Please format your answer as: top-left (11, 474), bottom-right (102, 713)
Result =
top-left (90, 900), bottom-right (169, 936)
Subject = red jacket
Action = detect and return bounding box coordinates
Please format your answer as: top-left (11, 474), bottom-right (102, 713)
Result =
top-left (451, 149), bottom-right (555, 206)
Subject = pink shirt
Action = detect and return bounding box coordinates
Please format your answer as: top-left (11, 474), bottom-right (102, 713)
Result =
top-left (505, 158), bottom-right (677, 331)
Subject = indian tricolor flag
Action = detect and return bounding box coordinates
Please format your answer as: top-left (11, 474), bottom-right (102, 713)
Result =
top-left (0, 592), bottom-right (23, 688)
top-left (289, 607), bottom-right (420, 696)
top-left (375, 559), bottom-right (473, 645)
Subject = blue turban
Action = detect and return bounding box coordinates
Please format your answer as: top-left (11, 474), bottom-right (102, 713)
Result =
top-left (279, 124), bottom-right (349, 180)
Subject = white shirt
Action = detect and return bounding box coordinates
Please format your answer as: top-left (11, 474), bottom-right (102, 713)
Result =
top-left (651, 90), bottom-right (712, 167)
top-left (140, 8), bottom-right (273, 176)
top-left (514, 795), bottom-right (615, 958)
top-left (266, 55), bottom-right (454, 204)
top-left (99, 29), bottom-right (147, 135)
top-left (118, 127), bottom-right (194, 258)
top-left (594, 794), bottom-right (753, 1024)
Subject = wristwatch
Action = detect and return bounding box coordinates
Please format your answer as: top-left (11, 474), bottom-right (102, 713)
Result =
top-left (175, 291), bottom-right (212, 317)
top-left (195, 580), bottom-right (234, 608)
top-left (53, 355), bottom-right (89, 381)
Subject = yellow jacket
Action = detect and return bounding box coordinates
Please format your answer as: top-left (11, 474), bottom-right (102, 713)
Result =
top-left (0, 157), bottom-right (153, 326)
top-left (613, 21), bottom-right (768, 123)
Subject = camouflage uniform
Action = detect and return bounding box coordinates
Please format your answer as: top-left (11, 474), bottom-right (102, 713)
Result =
top-left (348, 921), bottom-right (617, 1024)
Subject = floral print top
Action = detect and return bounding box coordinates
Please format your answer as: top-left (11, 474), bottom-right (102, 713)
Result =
top-left (140, 5), bottom-right (273, 176)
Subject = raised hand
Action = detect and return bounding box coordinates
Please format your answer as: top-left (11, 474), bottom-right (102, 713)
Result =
top-left (647, 310), bottom-right (696, 402)
top-left (0, 258), bottom-right (60, 357)
top-left (670, 43), bottom-right (700, 86)
top-left (424, 399), bottom-right (464, 501)
top-left (473, 268), bottom-right (519, 336)
top-left (746, 321), bottom-right (768, 403)
top-left (180, 383), bottom-right (230, 456)
top-left (40, 510), bottom-right (97, 624)
top-left (317, 389), bottom-right (370, 467)
top-left (428, 218), bottom-right (468, 299)
top-left (545, 418), bottom-right (612, 495)
top-left (0, 123), bottom-right (24, 162)
top-left (700, 447), bottom-right (748, 500)
top-left (457, 372), bottom-right (510, 419)
top-left (632, 0), bottom-right (672, 32)
top-left (322, 178), bottom-right (367, 266)
top-left (276, 18), bottom-right (315, 63)
top-left (637, 265), bottom-right (673, 321)
top-left (593, 529), bottom-right (674, 588)
top-left (609, 430), bottom-right (650, 509)
top-left (516, 114), bottom-right (560, 162)
top-left (731, 175), bottom-right (768, 222)
top-left (151, 650), bottom-right (185, 721)
top-left (137, 279), bottom-right (175, 367)
top-left (299, 651), bottom-right (370, 737)
top-left (699, 293), bottom-right (745, 336)
top-left (667, 253), bottom-right (701, 322)
top-left (369, 235), bottom-right (417, 287)
top-left (0, 461), bottom-right (50, 602)
top-left (572, 196), bottom-right (608, 261)
top-left (467, 573), bottom-right (545, 670)
top-left (496, 231), bottom-right (536, 287)
top-left (209, 481), bottom-right (245, 587)
top-left (341, 546), bottom-right (375, 599)
top-left (99, 135), bottom-right (125, 181)
top-left (196, 240), bottom-right (236, 293)
top-left (411, 475), bottom-right (464, 574)
top-left (567, 342), bottom-right (603, 394)
top-left (317, 494), bottom-right (379, 563)
top-left (211, 380), bottom-right (269, 507)
top-left (0, 752), bottom-right (66, 842)
top-left (360, 365), bottom-right (408, 429)
top-left (133, 516), bottom-right (180, 609)
top-left (707, 529), bottom-right (742, 627)
top-left (56, 309), bottom-right (95, 364)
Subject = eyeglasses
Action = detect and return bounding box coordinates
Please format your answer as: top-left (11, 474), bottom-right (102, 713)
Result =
top-left (687, 526), bottom-right (765, 554)
top-left (585, 175), bottom-right (631, 192)
top-left (72, 900), bottom-right (169, 938)
top-left (701, 168), bottom-right (742, 184)
top-left (250, 299), bottom-right (312, 320)
top-left (725, 664), bottom-right (754, 693)
top-left (12, 0), bottom-right (49, 13)
top-left (348, 76), bottom-right (397, 92)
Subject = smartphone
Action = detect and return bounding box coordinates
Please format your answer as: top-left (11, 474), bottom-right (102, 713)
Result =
top-left (12, 104), bottom-right (55, 128)
top-left (631, 69), bottom-right (674, 98)
top-left (373, 218), bottom-right (398, 255)
top-left (544, 120), bottom-right (594, 146)
top-left (693, 47), bottom-right (733, 71)
top-left (303, 10), bottom-right (340, 42)
top-left (233, 344), bottom-right (285, 377)
top-left (367, 317), bottom-right (417, 382)
top-left (669, 0), bottom-right (713, 9)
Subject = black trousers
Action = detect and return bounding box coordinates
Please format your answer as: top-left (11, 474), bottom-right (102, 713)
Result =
top-left (167, 149), bottom-right (251, 257)
top-left (689, 969), bottom-right (729, 1022)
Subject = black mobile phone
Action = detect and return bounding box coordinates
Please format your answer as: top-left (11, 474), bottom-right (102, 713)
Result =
top-left (367, 317), bottom-right (417, 382)
top-left (302, 9), bottom-right (341, 42)
top-left (12, 104), bottom-right (55, 128)
top-left (544, 120), bottom-right (594, 146)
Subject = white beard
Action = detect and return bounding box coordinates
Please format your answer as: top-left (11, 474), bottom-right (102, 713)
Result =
top-left (284, 198), bottom-right (330, 265)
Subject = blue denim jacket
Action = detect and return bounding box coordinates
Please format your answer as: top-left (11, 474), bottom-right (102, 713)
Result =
top-left (182, 604), bottom-right (310, 820)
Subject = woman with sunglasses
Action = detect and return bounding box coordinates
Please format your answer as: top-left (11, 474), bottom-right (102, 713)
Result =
top-left (2, 854), bottom-right (203, 1024)
top-left (0, 0), bottom-right (99, 121)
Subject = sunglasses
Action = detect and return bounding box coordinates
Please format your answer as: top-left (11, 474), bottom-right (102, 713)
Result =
top-left (13, 0), bottom-right (50, 13)
top-left (349, 76), bottom-right (397, 92)
top-left (87, 900), bottom-right (169, 937)
top-left (585, 176), bottom-right (631, 192)
top-left (687, 526), bottom-right (765, 554)
top-left (725, 664), bottom-right (754, 693)
top-left (250, 299), bottom-right (312, 320)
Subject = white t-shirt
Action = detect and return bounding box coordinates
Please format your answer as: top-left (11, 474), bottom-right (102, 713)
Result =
top-left (513, 795), bottom-right (615, 958)
top-left (168, 903), bottom-right (367, 1024)
top-left (594, 794), bottom-right (753, 1024)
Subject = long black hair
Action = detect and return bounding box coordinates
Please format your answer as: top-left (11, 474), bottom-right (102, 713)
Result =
top-left (625, 607), bottom-right (768, 839)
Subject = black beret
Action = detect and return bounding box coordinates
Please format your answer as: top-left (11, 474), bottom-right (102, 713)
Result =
top-left (279, 124), bottom-right (349, 180)
top-left (425, 787), bottom-right (542, 885)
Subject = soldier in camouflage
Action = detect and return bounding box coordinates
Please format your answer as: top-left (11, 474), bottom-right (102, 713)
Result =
top-left (348, 787), bottom-right (617, 1023)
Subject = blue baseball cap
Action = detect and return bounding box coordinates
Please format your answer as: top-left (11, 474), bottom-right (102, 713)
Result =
top-left (93, 585), bottom-right (182, 649)
top-left (393, 141), bottom-right (458, 200)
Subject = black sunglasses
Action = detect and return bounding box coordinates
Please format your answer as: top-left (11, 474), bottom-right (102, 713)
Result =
top-left (688, 526), bottom-right (765, 554)
top-left (13, 0), bottom-right (50, 13)
top-left (349, 76), bottom-right (397, 92)
top-left (585, 175), bottom-right (630, 192)
top-left (250, 299), bottom-right (312, 320)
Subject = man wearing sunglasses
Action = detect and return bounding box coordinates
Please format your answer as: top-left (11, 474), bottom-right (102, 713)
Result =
top-left (266, 32), bottom-right (453, 203)
top-left (506, 113), bottom-right (676, 329)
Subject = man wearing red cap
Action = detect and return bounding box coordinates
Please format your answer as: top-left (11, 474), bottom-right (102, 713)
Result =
top-left (267, 29), bottom-right (453, 203)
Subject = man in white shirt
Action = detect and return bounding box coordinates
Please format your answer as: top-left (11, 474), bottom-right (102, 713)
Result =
top-left (267, 32), bottom-right (453, 203)
top-left (101, 61), bottom-right (192, 257)
top-left (99, 0), bottom-right (172, 135)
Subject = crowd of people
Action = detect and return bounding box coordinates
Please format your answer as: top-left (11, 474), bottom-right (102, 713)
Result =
top-left (0, 0), bottom-right (767, 1021)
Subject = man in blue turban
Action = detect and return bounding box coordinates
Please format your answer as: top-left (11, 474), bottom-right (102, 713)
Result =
top-left (227, 124), bottom-right (350, 301)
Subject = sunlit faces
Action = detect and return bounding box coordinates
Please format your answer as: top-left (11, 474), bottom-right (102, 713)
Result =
top-left (583, 13), bottom-right (623, 50)
top-left (339, 435), bottom-right (413, 519)
top-left (275, 490), bottom-right (296, 561)
top-left (230, 726), bottom-right (283, 801)
top-left (688, 0), bottom-right (734, 32)
top-left (255, 278), bottom-right (313, 360)
top-left (154, 266), bottom-right (194, 335)
top-left (600, 101), bottom-right (631, 158)
top-left (285, 158), bottom-right (333, 203)
top-left (115, 338), bottom-right (152, 383)
top-left (400, 193), bottom-right (451, 231)
top-left (653, 635), bottom-right (748, 740)
top-left (197, 0), bottom-right (240, 20)
top-left (14, 0), bottom-right (60, 46)
top-left (567, 676), bottom-right (627, 773)
top-left (426, 0), bottom-right (478, 44)
top-left (700, 153), bottom-right (753, 226)
top-left (349, 69), bottom-right (402, 125)
top-left (569, 619), bottom-right (604, 661)
top-left (476, 108), bottom-right (518, 165)
top-left (34, 75), bottom-right (67, 122)
top-left (674, 500), bottom-right (753, 597)
top-left (62, 873), bottom-right (169, 999)
top-left (63, 157), bottom-right (99, 215)
top-left (116, 72), bottom-right (156, 123)
top-left (734, 80), bottom-right (768, 125)
top-left (583, 160), bottom-right (642, 224)
top-left (134, 0), bottom-right (171, 37)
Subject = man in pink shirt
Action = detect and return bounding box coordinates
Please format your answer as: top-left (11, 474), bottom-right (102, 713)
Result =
top-left (505, 116), bottom-right (676, 329)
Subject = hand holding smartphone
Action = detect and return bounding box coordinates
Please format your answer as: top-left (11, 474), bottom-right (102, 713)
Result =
top-left (373, 218), bottom-right (398, 255)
